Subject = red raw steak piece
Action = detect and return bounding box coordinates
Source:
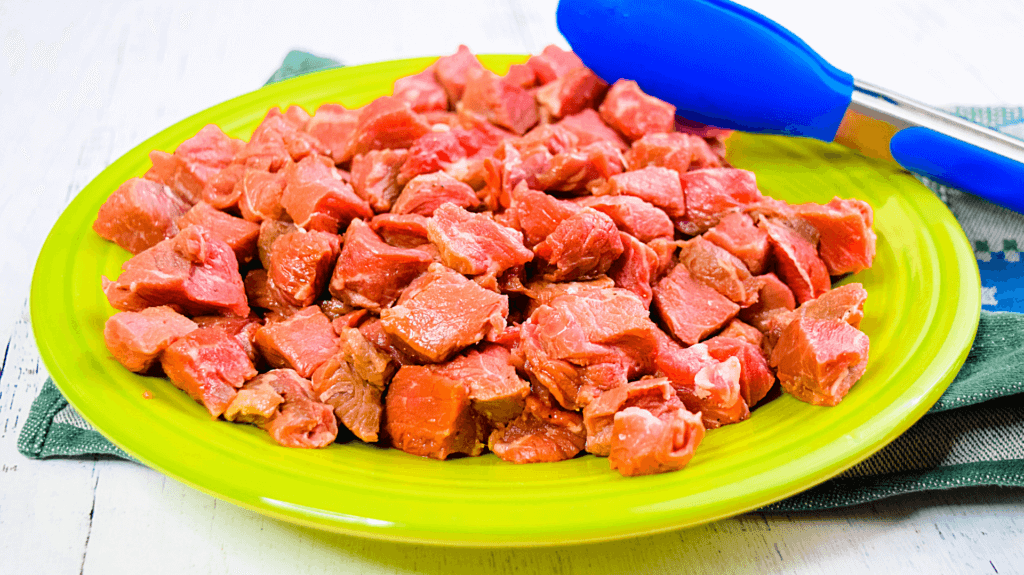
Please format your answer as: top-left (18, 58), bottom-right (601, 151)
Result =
top-left (534, 141), bottom-right (624, 192)
top-left (245, 269), bottom-right (302, 318)
top-left (517, 124), bottom-right (579, 155)
top-left (435, 343), bottom-right (531, 425)
top-left (591, 166), bottom-right (686, 220)
top-left (703, 335), bottom-right (775, 408)
top-left (358, 317), bottom-right (421, 367)
top-left (192, 314), bottom-right (262, 363)
top-left (369, 213), bottom-right (430, 248)
top-left (482, 142), bottom-right (553, 210)
top-left (503, 63), bottom-right (537, 89)
top-left (625, 132), bottom-right (722, 173)
top-left (94, 178), bottom-right (189, 254)
top-left (718, 318), bottom-right (763, 347)
top-left (534, 208), bottom-right (624, 282)
top-left (488, 394), bottom-right (586, 463)
top-left (581, 377), bottom-right (685, 456)
top-left (653, 332), bottom-right (749, 428)
top-left (281, 154), bottom-right (372, 232)
top-left (344, 97), bottom-right (431, 160)
top-left (312, 327), bottom-right (396, 442)
top-left (677, 236), bottom-right (761, 306)
top-left (578, 195), bottom-right (674, 242)
top-left (350, 148), bottom-right (408, 213)
top-left (556, 108), bottom-right (628, 151)
top-left (329, 218), bottom-right (432, 311)
top-left (427, 202), bottom-right (533, 278)
top-left (237, 169), bottom-right (288, 223)
top-left (454, 108), bottom-right (517, 156)
top-left (535, 66), bottom-right (608, 119)
top-left (235, 109), bottom-right (328, 171)
top-left (499, 181), bottom-right (581, 247)
top-left (677, 168), bottom-right (763, 235)
top-left (175, 201), bottom-right (260, 264)
top-left (161, 327), bottom-right (257, 418)
top-left (648, 238), bottom-right (679, 279)
top-left (391, 171), bottom-right (478, 216)
top-left (792, 197), bottom-right (876, 275)
top-left (798, 282), bottom-right (868, 329)
top-left (144, 154), bottom-right (199, 201)
top-left (704, 211), bottom-right (771, 275)
top-left (268, 229), bottom-right (340, 307)
top-left (225, 369), bottom-right (338, 448)
top-left (397, 131), bottom-right (466, 185)
top-left (739, 272), bottom-right (797, 331)
top-left (652, 264), bottom-right (738, 346)
top-left (609, 404), bottom-right (705, 477)
top-left (393, 66), bottom-right (449, 113)
top-left (461, 68), bottom-right (539, 135)
top-left (103, 226), bottom-right (248, 317)
top-left (385, 365), bottom-right (487, 459)
top-left (526, 45), bottom-right (583, 84)
top-left (201, 164), bottom-right (246, 210)
top-left (599, 80), bottom-right (676, 141)
top-left (256, 220), bottom-right (298, 268)
top-left (608, 232), bottom-right (660, 308)
top-left (760, 217), bottom-right (831, 304)
top-left (254, 306), bottom-right (340, 378)
top-left (770, 317), bottom-right (870, 406)
top-left (104, 306), bottom-right (198, 373)
top-left (434, 45), bottom-right (485, 105)
top-left (146, 125), bottom-right (245, 204)
top-left (305, 103), bottom-right (361, 164)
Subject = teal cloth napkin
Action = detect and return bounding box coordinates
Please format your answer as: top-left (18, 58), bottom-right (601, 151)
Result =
top-left (17, 51), bottom-right (1024, 512)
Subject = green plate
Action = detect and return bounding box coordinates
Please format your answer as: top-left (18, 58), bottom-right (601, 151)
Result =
top-left (31, 55), bottom-right (981, 546)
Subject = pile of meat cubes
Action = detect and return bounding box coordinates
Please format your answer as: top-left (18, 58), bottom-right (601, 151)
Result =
top-left (94, 45), bottom-right (875, 477)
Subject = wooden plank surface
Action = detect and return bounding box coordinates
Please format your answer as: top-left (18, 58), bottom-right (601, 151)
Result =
top-left (1, 0), bottom-right (1022, 572)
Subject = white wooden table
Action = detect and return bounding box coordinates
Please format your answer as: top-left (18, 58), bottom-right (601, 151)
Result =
top-left (2, 1), bottom-right (1023, 572)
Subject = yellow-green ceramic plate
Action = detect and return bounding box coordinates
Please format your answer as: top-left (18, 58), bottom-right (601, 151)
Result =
top-left (31, 55), bottom-right (981, 546)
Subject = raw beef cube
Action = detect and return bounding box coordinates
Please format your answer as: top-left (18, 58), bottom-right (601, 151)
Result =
top-left (503, 63), bottom-right (537, 89)
top-left (305, 103), bottom-right (361, 164)
top-left (175, 201), bottom-right (260, 263)
top-left (344, 97), bottom-right (431, 160)
top-left (103, 306), bottom-right (198, 373)
top-left (235, 111), bottom-right (328, 170)
top-left (535, 66), bottom-right (608, 119)
top-left (517, 124), bottom-right (579, 155)
top-left (256, 219), bottom-right (298, 268)
top-left (648, 238), bottom-right (679, 279)
top-left (653, 333), bottom-right (749, 428)
top-left (581, 377), bottom-right (684, 456)
top-left (738, 272), bottom-right (797, 331)
top-left (534, 141), bottom-right (624, 192)
top-left (488, 394), bottom-right (586, 463)
top-left (225, 369), bottom-right (338, 448)
top-left (703, 212), bottom-right (771, 275)
top-left (792, 197), bottom-right (876, 275)
top-left (393, 66), bottom-right (449, 113)
top-left (522, 276), bottom-right (615, 315)
top-left (397, 131), bottom-right (466, 185)
top-left (245, 269), bottom-right (302, 318)
top-left (556, 108), bottom-right (628, 151)
top-left (380, 264), bottom-right (508, 363)
top-left (201, 163), bottom-right (246, 210)
top-left (461, 68), bottom-right (539, 135)
top-left (704, 335), bottom-right (775, 408)
top-left (677, 168), bottom-right (763, 235)
top-left (598, 80), bottom-right (676, 141)
top-left (591, 166), bottom-right (686, 220)
top-left (237, 169), bottom-right (288, 223)
top-left (578, 195), bottom-right (674, 242)
top-left (652, 264), bottom-right (739, 345)
top-left (358, 318), bottom-right (421, 367)
top-left (384, 365), bottom-right (487, 459)
top-left (609, 405), bottom-right (705, 477)
top-left (175, 124), bottom-right (245, 172)
top-left (434, 45), bottom-right (485, 105)
top-left (329, 219), bottom-right (433, 311)
top-left (677, 236), bottom-right (761, 306)
top-left (267, 229), bottom-right (341, 308)
top-left (435, 343), bottom-right (530, 425)
top-left (330, 309), bottom-right (370, 331)
top-left (254, 306), bottom-right (339, 378)
top-left (481, 141), bottom-right (552, 209)
top-left (533, 208), bottom-right (624, 282)
top-left (350, 148), bottom-right (408, 213)
top-left (369, 213), bottom-right (431, 248)
top-left (760, 217), bottom-right (831, 304)
top-left (427, 202), bottom-right (533, 279)
top-left (525, 45), bottom-right (583, 84)
top-left (797, 282), bottom-right (868, 329)
top-left (94, 178), bottom-right (190, 254)
top-left (390, 171), bottom-right (479, 216)
top-left (608, 232), bottom-right (659, 308)
top-left (718, 318), bottom-right (763, 347)
top-left (312, 327), bottom-right (396, 442)
top-left (500, 181), bottom-right (581, 247)
top-left (161, 327), bottom-right (257, 418)
top-left (625, 132), bottom-right (721, 173)
top-left (103, 226), bottom-right (249, 317)
top-left (453, 108), bottom-right (517, 156)
top-left (192, 314), bottom-right (262, 363)
top-left (281, 154), bottom-right (373, 232)
top-left (770, 317), bottom-right (870, 406)
top-left (146, 151), bottom-right (205, 205)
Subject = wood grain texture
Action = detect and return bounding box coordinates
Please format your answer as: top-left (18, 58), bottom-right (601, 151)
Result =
top-left (1, 0), bottom-right (1022, 573)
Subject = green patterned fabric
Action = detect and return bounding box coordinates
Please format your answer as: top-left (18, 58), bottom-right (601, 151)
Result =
top-left (17, 52), bottom-right (1024, 513)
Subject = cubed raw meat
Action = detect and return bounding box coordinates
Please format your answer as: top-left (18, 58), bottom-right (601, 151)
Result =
top-left (461, 68), bottom-right (539, 135)
top-left (267, 229), bottom-right (340, 307)
top-left (397, 131), bottom-right (466, 185)
top-left (201, 164), bottom-right (246, 210)
top-left (499, 181), bottom-right (581, 247)
top-left (534, 141), bottom-right (624, 192)
top-left (717, 318), bottom-right (763, 347)
top-left (393, 65), bottom-right (449, 113)
top-left (535, 66), bottom-right (608, 119)
top-left (175, 201), bottom-right (260, 263)
top-left (427, 202), bottom-right (533, 279)
top-left (652, 333), bottom-right (749, 428)
top-left (625, 132), bottom-right (721, 173)
top-left (254, 306), bottom-right (339, 378)
top-left (608, 232), bottom-right (659, 308)
top-left (161, 327), bottom-right (257, 418)
top-left (522, 276), bottom-right (615, 315)
top-left (677, 168), bottom-right (763, 235)
top-left (368, 213), bottom-right (431, 248)
top-left (305, 103), bottom-right (361, 164)
top-left (703, 335), bottom-right (775, 408)
top-left (245, 269), bottom-right (302, 318)
top-left (503, 63), bottom-right (537, 89)
top-left (591, 166), bottom-right (685, 220)
top-left (703, 212), bottom-right (771, 275)
top-left (525, 45), bottom-right (583, 84)
top-left (435, 343), bottom-right (530, 425)
top-left (103, 306), bottom-right (198, 373)
top-left (797, 282), bottom-right (868, 329)
top-left (390, 171), bottom-right (478, 216)
top-left (770, 317), bottom-right (870, 406)
top-left (434, 45), bottom-right (485, 105)
top-left (344, 97), bottom-right (431, 160)
top-left (488, 394), bottom-right (586, 463)
top-left (677, 236), bottom-right (761, 306)
top-left (281, 154), bottom-right (373, 232)
top-left (349, 148), bottom-right (408, 213)
top-left (581, 377), bottom-right (684, 456)
top-left (598, 80), bottom-right (676, 141)
top-left (578, 195), bottom-right (674, 242)
top-left (237, 169), bottom-right (288, 223)
top-left (93, 178), bottom-right (190, 255)
top-left (760, 217), bottom-right (831, 304)
top-left (235, 110), bottom-right (328, 171)
top-left (792, 198), bottom-right (876, 275)
top-left (225, 369), bottom-right (338, 448)
top-left (652, 264), bottom-right (738, 345)
top-left (609, 405), bottom-right (705, 477)
top-left (738, 272), bottom-right (797, 331)
top-left (192, 314), bottom-right (262, 363)
top-left (516, 124), bottom-right (579, 155)
top-left (533, 208), bottom-right (623, 282)
top-left (556, 108), bottom-right (628, 151)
